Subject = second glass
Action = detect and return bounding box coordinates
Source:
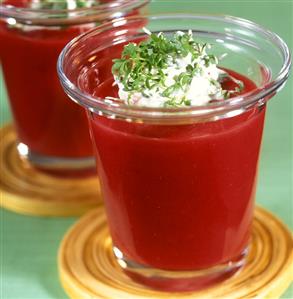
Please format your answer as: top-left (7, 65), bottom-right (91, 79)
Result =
top-left (0, 0), bottom-right (148, 176)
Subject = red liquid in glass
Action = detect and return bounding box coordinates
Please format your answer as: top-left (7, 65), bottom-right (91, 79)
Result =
top-left (0, 22), bottom-right (93, 158)
top-left (79, 40), bottom-right (265, 270)
top-left (0, 0), bottom-right (144, 160)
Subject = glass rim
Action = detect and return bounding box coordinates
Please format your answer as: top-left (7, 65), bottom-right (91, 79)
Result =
top-left (0, 0), bottom-right (149, 25)
top-left (58, 13), bottom-right (291, 123)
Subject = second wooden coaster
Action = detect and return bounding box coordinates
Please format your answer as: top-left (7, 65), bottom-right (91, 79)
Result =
top-left (58, 206), bottom-right (293, 299)
top-left (0, 124), bottom-right (102, 217)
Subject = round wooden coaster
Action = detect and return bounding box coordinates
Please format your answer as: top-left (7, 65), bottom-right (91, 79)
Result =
top-left (0, 124), bottom-right (102, 217)
top-left (58, 206), bottom-right (293, 299)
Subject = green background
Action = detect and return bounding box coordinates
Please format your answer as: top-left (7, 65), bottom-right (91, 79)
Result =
top-left (0, 0), bottom-right (292, 298)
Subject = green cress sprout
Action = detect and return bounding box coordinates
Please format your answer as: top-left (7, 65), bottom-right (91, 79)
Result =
top-left (6, 1), bottom-right (99, 29)
top-left (30, 0), bottom-right (97, 10)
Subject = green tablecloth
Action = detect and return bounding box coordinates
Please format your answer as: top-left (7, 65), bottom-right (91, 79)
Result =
top-left (1, 1), bottom-right (292, 298)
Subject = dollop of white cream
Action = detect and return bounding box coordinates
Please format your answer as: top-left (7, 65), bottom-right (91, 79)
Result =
top-left (115, 43), bottom-right (224, 107)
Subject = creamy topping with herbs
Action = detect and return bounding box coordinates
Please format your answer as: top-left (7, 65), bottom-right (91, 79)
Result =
top-left (30, 0), bottom-right (96, 10)
top-left (112, 29), bottom-right (243, 108)
top-left (6, 1), bottom-right (98, 31)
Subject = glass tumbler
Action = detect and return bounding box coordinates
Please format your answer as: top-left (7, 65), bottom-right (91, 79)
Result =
top-left (57, 15), bottom-right (291, 290)
top-left (0, 0), bottom-right (148, 176)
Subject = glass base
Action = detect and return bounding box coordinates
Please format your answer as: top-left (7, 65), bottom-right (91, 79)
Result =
top-left (17, 142), bottom-right (96, 178)
top-left (113, 246), bottom-right (248, 292)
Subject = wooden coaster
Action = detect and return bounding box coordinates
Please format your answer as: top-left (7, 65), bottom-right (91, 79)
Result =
top-left (58, 206), bottom-right (293, 299)
top-left (0, 124), bottom-right (102, 217)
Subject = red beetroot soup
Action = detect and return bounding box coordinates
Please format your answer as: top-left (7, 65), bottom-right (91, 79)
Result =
top-left (76, 39), bottom-right (265, 270)
top-left (89, 74), bottom-right (264, 270)
top-left (58, 14), bottom-right (290, 291)
top-left (0, 0), bottom-right (148, 172)
top-left (0, 22), bottom-right (93, 157)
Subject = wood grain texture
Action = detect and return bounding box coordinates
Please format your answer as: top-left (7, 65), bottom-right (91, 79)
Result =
top-left (58, 206), bottom-right (293, 299)
top-left (0, 124), bottom-right (102, 216)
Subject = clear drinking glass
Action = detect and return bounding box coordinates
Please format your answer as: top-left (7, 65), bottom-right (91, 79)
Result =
top-left (57, 14), bottom-right (291, 291)
top-left (0, 0), bottom-right (148, 176)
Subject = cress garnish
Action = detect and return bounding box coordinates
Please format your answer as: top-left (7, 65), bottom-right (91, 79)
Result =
top-left (30, 0), bottom-right (97, 10)
top-left (6, 1), bottom-right (99, 30)
top-left (112, 29), bottom-right (244, 107)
